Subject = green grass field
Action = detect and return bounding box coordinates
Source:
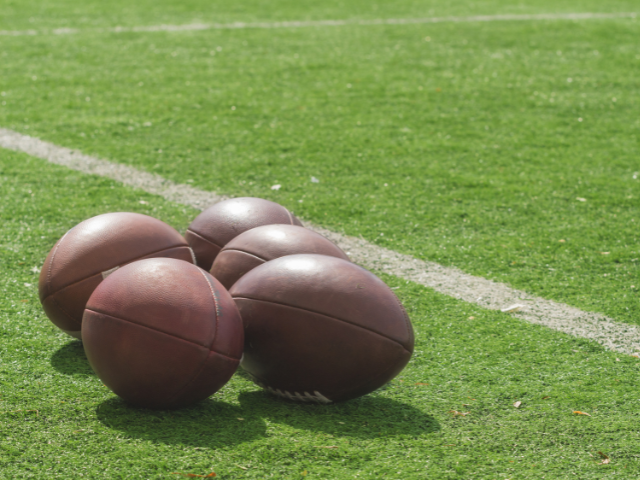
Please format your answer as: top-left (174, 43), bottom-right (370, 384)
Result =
top-left (1, 1), bottom-right (639, 478)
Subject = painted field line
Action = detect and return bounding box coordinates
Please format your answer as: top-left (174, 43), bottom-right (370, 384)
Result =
top-left (0, 12), bottom-right (636, 37)
top-left (1, 127), bottom-right (639, 355)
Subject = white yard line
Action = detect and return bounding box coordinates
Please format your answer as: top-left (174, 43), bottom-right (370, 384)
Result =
top-left (0, 12), bottom-right (636, 37)
top-left (1, 127), bottom-right (639, 355)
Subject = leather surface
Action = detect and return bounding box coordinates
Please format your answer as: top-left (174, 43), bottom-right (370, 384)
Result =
top-left (170, 350), bottom-right (240, 409)
top-left (40, 213), bottom-right (189, 297)
top-left (211, 224), bottom-right (350, 289)
top-left (42, 246), bottom-right (193, 334)
top-left (229, 254), bottom-right (414, 402)
top-left (83, 311), bottom-right (211, 409)
top-left (82, 258), bottom-right (243, 409)
top-left (38, 212), bottom-right (192, 336)
top-left (235, 298), bottom-right (412, 402)
top-left (186, 197), bottom-right (303, 271)
top-left (211, 250), bottom-right (265, 290)
top-left (41, 274), bottom-right (102, 333)
top-left (230, 254), bottom-right (414, 350)
top-left (184, 230), bottom-right (221, 274)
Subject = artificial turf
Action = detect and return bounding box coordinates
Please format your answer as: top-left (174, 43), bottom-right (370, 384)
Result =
top-left (2, 1), bottom-right (640, 478)
top-left (2, 151), bottom-right (640, 479)
top-left (1, 5), bottom-right (639, 325)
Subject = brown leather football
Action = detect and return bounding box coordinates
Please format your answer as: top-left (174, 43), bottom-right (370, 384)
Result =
top-left (82, 258), bottom-right (244, 409)
top-left (185, 197), bottom-right (303, 271)
top-left (39, 212), bottom-right (194, 339)
top-left (210, 224), bottom-right (350, 289)
top-left (229, 254), bottom-right (414, 403)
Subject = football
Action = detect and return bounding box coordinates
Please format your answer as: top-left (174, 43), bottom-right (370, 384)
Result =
top-left (185, 197), bottom-right (303, 271)
top-left (39, 212), bottom-right (194, 339)
top-left (82, 258), bottom-right (244, 409)
top-left (210, 224), bottom-right (350, 289)
top-left (229, 254), bottom-right (414, 403)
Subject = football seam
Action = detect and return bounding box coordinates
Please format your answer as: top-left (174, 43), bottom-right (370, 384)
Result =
top-left (86, 311), bottom-right (236, 408)
top-left (284, 207), bottom-right (295, 225)
top-left (232, 296), bottom-right (413, 354)
top-left (41, 244), bottom-right (192, 301)
top-left (45, 229), bottom-right (72, 297)
top-left (49, 294), bottom-right (82, 330)
top-left (217, 248), bottom-right (267, 263)
top-left (164, 349), bottom-right (219, 407)
top-left (83, 308), bottom-right (241, 361)
top-left (186, 229), bottom-right (223, 250)
top-left (196, 269), bottom-right (219, 347)
top-left (220, 243), bottom-right (349, 262)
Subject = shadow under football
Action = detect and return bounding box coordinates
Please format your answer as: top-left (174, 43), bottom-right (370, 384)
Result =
top-left (96, 397), bottom-right (268, 448)
top-left (50, 340), bottom-right (95, 376)
top-left (237, 390), bottom-right (440, 439)
top-left (94, 384), bottom-right (438, 448)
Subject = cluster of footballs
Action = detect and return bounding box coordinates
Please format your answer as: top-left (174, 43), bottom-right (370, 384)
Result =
top-left (39, 197), bottom-right (414, 409)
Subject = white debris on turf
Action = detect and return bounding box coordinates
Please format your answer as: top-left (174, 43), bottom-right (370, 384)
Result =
top-left (501, 304), bottom-right (526, 313)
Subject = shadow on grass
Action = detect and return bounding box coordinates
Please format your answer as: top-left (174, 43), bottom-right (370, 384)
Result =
top-left (238, 390), bottom-right (440, 439)
top-left (95, 381), bottom-right (439, 448)
top-left (50, 340), bottom-right (95, 376)
top-left (96, 397), bottom-right (267, 448)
